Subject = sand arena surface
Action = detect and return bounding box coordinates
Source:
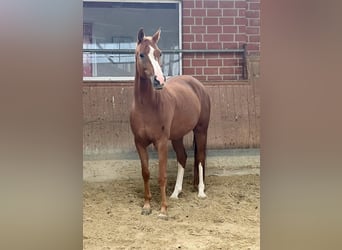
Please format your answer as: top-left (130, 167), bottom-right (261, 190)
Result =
top-left (83, 150), bottom-right (260, 249)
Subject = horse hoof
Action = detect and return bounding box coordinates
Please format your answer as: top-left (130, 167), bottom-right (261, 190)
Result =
top-left (170, 192), bottom-right (180, 199)
top-left (198, 192), bottom-right (207, 198)
top-left (141, 208), bottom-right (152, 215)
top-left (157, 213), bottom-right (168, 220)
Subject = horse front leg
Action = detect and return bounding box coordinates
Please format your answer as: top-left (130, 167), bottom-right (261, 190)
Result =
top-left (156, 139), bottom-right (168, 219)
top-left (135, 140), bottom-right (152, 215)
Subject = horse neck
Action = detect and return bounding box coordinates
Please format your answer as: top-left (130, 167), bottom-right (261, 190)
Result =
top-left (134, 74), bottom-right (157, 106)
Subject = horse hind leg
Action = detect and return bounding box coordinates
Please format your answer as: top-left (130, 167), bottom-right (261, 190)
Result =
top-left (193, 129), bottom-right (208, 198)
top-left (170, 138), bottom-right (187, 199)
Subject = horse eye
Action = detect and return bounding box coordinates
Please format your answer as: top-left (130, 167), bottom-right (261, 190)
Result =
top-left (160, 52), bottom-right (162, 57)
top-left (139, 53), bottom-right (144, 58)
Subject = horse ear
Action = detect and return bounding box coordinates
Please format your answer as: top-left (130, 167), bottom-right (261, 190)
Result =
top-left (152, 29), bottom-right (161, 44)
top-left (137, 28), bottom-right (144, 44)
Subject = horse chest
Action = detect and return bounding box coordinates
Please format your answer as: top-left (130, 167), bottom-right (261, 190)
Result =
top-left (131, 110), bottom-right (170, 140)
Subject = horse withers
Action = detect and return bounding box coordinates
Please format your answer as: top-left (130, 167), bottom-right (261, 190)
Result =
top-left (129, 28), bottom-right (211, 219)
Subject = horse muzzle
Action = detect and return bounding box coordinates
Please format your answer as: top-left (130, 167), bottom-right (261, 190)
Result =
top-left (152, 75), bottom-right (166, 90)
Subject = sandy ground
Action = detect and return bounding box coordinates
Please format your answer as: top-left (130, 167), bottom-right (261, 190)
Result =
top-left (83, 149), bottom-right (260, 249)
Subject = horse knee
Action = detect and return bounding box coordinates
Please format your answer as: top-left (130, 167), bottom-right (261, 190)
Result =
top-left (142, 168), bottom-right (150, 180)
top-left (158, 175), bottom-right (167, 186)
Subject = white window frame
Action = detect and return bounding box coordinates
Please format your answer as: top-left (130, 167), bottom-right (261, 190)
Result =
top-left (83, 0), bottom-right (182, 82)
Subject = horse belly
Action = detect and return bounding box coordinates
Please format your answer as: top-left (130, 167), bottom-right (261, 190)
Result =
top-left (169, 108), bottom-right (200, 140)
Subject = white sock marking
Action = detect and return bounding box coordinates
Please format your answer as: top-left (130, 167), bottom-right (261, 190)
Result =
top-left (170, 163), bottom-right (184, 199)
top-left (198, 163), bottom-right (207, 198)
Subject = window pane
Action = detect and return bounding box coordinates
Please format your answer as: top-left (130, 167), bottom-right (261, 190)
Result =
top-left (83, 1), bottom-right (180, 79)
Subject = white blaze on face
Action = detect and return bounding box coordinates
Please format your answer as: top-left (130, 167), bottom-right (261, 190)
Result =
top-left (148, 46), bottom-right (165, 85)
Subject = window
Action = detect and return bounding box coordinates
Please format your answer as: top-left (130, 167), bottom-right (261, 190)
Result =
top-left (83, 0), bottom-right (182, 81)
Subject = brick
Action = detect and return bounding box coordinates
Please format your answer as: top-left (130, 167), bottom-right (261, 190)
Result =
top-left (183, 0), bottom-right (195, 9)
top-left (183, 9), bottom-right (190, 16)
top-left (219, 34), bottom-right (234, 41)
top-left (220, 67), bottom-right (234, 74)
top-left (192, 59), bottom-right (207, 66)
top-left (219, 1), bottom-right (234, 8)
top-left (246, 10), bottom-right (259, 18)
top-left (208, 59), bottom-right (222, 66)
top-left (223, 9), bottom-right (238, 17)
top-left (195, 0), bottom-right (203, 8)
top-left (208, 75), bottom-right (223, 81)
top-left (195, 67), bottom-right (203, 75)
top-left (235, 17), bottom-right (247, 25)
top-left (222, 75), bottom-right (237, 81)
top-left (183, 42), bottom-right (191, 49)
top-left (238, 25), bottom-right (246, 33)
top-left (220, 53), bottom-right (235, 59)
top-left (249, 2), bottom-right (260, 10)
top-left (192, 9), bottom-right (206, 16)
top-left (195, 75), bottom-right (206, 81)
top-left (204, 67), bottom-right (218, 75)
top-left (191, 25), bottom-right (206, 33)
top-left (195, 17), bottom-right (203, 25)
top-left (182, 58), bottom-right (191, 67)
top-left (205, 53), bottom-right (220, 59)
top-left (203, 34), bottom-right (218, 42)
top-left (192, 42), bottom-right (206, 49)
top-left (203, 0), bottom-right (218, 8)
top-left (183, 17), bottom-right (194, 25)
top-left (208, 43), bottom-right (222, 49)
top-left (235, 1), bottom-right (247, 8)
top-left (207, 26), bottom-right (222, 33)
top-left (219, 17), bottom-right (234, 25)
top-left (235, 67), bottom-right (243, 74)
top-left (183, 25), bottom-right (190, 33)
top-left (223, 26), bottom-right (238, 33)
top-left (248, 18), bottom-right (260, 27)
top-left (249, 35), bottom-right (260, 42)
top-left (223, 42), bottom-right (238, 49)
top-left (246, 27), bottom-right (259, 34)
top-left (183, 34), bottom-right (195, 42)
top-left (182, 54), bottom-right (193, 60)
top-left (235, 34), bottom-right (247, 42)
top-left (207, 9), bottom-right (222, 17)
top-left (238, 9), bottom-right (246, 17)
top-left (223, 58), bottom-right (239, 66)
top-left (195, 34), bottom-right (203, 42)
top-left (247, 43), bottom-right (260, 51)
top-left (203, 17), bottom-right (218, 25)
top-left (183, 67), bottom-right (195, 75)
top-left (194, 53), bottom-right (204, 59)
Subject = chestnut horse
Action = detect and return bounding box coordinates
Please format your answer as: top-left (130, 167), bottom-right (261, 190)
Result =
top-left (130, 28), bottom-right (211, 219)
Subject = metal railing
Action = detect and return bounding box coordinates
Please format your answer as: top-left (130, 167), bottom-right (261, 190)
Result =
top-left (83, 44), bottom-right (248, 79)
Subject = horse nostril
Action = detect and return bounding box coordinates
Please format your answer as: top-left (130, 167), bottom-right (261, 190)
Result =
top-left (153, 76), bottom-right (163, 90)
top-left (153, 76), bottom-right (160, 85)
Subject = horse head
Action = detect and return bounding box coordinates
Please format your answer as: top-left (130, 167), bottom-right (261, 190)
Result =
top-left (135, 28), bottom-right (165, 90)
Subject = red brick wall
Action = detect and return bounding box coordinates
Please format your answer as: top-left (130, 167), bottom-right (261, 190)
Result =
top-left (182, 0), bottom-right (260, 81)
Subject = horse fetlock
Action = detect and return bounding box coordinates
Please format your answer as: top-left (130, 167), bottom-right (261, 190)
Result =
top-left (198, 184), bottom-right (207, 198)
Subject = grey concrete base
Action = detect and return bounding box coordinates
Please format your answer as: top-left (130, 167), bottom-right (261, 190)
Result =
top-left (83, 148), bottom-right (260, 182)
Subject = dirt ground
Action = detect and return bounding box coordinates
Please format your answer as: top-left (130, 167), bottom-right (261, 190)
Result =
top-left (83, 152), bottom-right (260, 250)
